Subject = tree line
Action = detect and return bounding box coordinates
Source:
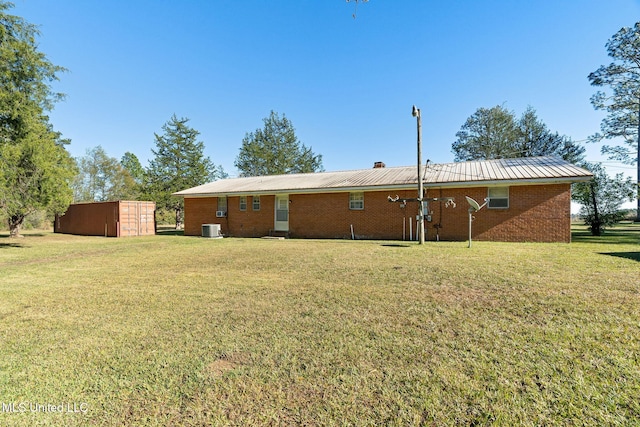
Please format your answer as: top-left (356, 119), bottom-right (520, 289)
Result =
top-left (71, 111), bottom-right (322, 230)
top-left (451, 103), bottom-right (636, 235)
top-left (0, 2), bottom-right (324, 236)
top-left (0, 1), bottom-right (637, 237)
top-left (450, 22), bottom-right (639, 233)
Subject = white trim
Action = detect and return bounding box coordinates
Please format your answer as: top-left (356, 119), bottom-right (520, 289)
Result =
top-left (487, 186), bottom-right (509, 209)
top-left (217, 196), bottom-right (227, 212)
top-left (274, 194), bottom-right (289, 231)
top-left (349, 192), bottom-right (364, 210)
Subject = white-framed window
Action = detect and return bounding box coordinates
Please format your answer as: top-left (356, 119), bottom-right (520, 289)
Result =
top-left (349, 192), bottom-right (364, 210)
top-left (488, 187), bottom-right (509, 209)
top-left (252, 196), bottom-right (260, 211)
top-left (239, 196), bottom-right (247, 211)
top-left (217, 196), bottom-right (227, 213)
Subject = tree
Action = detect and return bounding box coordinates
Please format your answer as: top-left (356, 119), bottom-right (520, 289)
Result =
top-left (121, 152), bottom-right (144, 185)
top-left (0, 2), bottom-right (75, 237)
top-left (588, 22), bottom-right (640, 221)
top-left (120, 151), bottom-right (144, 199)
top-left (517, 107), bottom-right (585, 164)
top-left (0, 124), bottom-right (76, 237)
top-left (235, 110), bottom-right (323, 177)
top-left (452, 105), bottom-right (585, 163)
top-left (452, 105), bottom-right (519, 161)
top-left (73, 146), bottom-right (138, 202)
top-left (144, 114), bottom-right (224, 228)
top-left (572, 163), bottom-right (636, 236)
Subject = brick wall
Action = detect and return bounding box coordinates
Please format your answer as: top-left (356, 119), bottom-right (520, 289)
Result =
top-left (423, 184), bottom-right (571, 242)
top-left (184, 197), bottom-right (215, 236)
top-left (289, 190), bottom-right (417, 239)
top-left (182, 183), bottom-right (572, 242)
top-left (184, 195), bottom-right (275, 237)
top-left (226, 195), bottom-right (275, 237)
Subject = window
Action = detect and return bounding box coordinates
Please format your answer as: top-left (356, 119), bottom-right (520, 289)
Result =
top-left (252, 196), bottom-right (260, 211)
top-left (349, 192), bottom-right (364, 210)
top-left (217, 196), bottom-right (227, 213)
top-left (239, 196), bottom-right (247, 211)
top-left (488, 187), bottom-right (509, 209)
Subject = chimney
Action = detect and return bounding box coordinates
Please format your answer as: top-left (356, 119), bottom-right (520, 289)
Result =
top-left (373, 161), bottom-right (386, 168)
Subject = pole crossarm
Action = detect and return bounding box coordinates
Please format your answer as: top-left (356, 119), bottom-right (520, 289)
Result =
top-left (424, 197), bottom-right (456, 208)
top-left (388, 195), bottom-right (456, 206)
top-left (388, 195), bottom-right (418, 203)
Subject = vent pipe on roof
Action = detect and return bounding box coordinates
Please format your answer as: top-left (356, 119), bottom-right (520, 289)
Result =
top-left (373, 161), bottom-right (386, 168)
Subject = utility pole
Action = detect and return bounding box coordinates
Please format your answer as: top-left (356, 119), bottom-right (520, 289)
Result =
top-left (412, 105), bottom-right (425, 244)
top-left (388, 107), bottom-right (454, 242)
top-left (636, 100), bottom-right (640, 222)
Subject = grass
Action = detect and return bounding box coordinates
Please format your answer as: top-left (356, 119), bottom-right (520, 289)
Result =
top-left (0, 225), bottom-right (638, 426)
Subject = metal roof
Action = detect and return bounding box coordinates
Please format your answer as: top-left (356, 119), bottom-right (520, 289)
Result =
top-left (174, 156), bottom-right (593, 197)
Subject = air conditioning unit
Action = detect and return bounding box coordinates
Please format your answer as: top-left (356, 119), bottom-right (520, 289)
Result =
top-left (202, 224), bottom-right (222, 238)
top-left (216, 210), bottom-right (227, 218)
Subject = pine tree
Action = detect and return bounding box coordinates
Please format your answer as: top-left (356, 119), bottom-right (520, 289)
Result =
top-left (588, 22), bottom-right (640, 221)
top-left (144, 115), bottom-right (224, 228)
top-left (452, 105), bottom-right (585, 164)
top-left (235, 111), bottom-right (323, 177)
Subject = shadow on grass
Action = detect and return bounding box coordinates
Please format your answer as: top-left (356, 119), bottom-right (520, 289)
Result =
top-left (572, 224), bottom-right (640, 245)
top-left (0, 232), bottom-right (44, 246)
top-left (600, 252), bottom-right (640, 262)
top-left (156, 228), bottom-right (184, 236)
top-left (0, 242), bottom-right (25, 249)
top-left (381, 243), bottom-right (412, 248)
top-left (0, 233), bottom-right (48, 238)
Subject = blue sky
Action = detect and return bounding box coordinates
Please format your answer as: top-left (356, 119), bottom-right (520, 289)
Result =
top-left (11, 0), bottom-right (640, 189)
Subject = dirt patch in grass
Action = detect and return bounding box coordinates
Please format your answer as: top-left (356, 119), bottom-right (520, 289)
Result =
top-left (204, 352), bottom-right (248, 377)
top-left (205, 360), bottom-right (237, 377)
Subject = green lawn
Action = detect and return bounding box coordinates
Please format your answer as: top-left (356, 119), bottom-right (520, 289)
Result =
top-left (0, 225), bottom-right (638, 426)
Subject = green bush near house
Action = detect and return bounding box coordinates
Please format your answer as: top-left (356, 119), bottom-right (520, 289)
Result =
top-left (0, 225), bottom-right (638, 425)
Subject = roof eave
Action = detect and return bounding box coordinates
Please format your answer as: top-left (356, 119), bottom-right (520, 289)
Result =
top-left (175, 176), bottom-right (592, 198)
top-left (425, 175), bottom-right (593, 189)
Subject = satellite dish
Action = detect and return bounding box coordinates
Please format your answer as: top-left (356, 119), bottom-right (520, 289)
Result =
top-left (465, 196), bottom-right (481, 211)
top-left (465, 196), bottom-right (487, 248)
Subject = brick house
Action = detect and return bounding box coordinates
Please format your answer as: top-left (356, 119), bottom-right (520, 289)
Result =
top-left (174, 156), bottom-right (592, 242)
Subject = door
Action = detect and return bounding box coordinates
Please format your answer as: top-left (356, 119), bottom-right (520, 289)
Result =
top-left (274, 194), bottom-right (289, 231)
